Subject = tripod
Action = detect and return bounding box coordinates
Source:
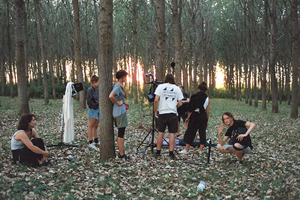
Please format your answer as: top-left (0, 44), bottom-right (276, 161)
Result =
top-left (136, 102), bottom-right (157, 157)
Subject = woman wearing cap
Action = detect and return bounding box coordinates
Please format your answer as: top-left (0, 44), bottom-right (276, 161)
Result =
top-left (86, 75), bottom-right (100, 149)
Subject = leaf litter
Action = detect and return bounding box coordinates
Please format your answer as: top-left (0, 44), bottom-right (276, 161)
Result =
top-left (0, 97), bottom-right (299, 199)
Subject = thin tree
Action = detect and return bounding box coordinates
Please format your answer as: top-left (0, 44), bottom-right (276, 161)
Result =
top-left (172, 0), bottom-right (183, 83)
top-left (72, 0), bottom-right (86, 109)
top-left (156, 0), bottom-right (166, 81)
top-left (99, 0), bottom-right (115, 159)
top-left (269, 0), bottom-right (279, 113)
top-left (14, 0), bottom-right (30, 115)
top-left (290, 0), bottom-right (299, 119)
top-left (34, 0), bottom-right (49, 104)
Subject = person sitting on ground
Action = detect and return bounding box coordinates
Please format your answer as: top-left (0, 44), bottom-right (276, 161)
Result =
top-left (86, 75), bottom-right (100, 149)
top-left (176, 83), bottom-right (190, 137)
top-left (179, 82), bottom-right (210, 155)
top-left (11, 114), bottom-right (50, 167)
top-left (217, 112), bottom-right (256, 164)
top-left (154, 74), bottom-right (183, 160)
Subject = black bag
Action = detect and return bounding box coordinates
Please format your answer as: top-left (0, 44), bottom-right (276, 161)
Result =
top-left (228, 127), bottom-right (251, 149)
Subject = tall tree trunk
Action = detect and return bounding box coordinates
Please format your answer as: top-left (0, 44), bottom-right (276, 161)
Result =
top-left (156, 0), bottom-right (166, 81)
top-left (132, 0), bottom-right (138, 104)
top-left (15, 0), bottom-right (30, 115)
top-left (286, 64), bottom-right (291, 105)
top-left (24, 2), bottom-right (29, 101)
top-left (5, 0), bottom-right (14, 98)
top-left (99, 0), bottom-right (115, 159)
top-left (262, 0), bottom-right (268, 110)
top-left (34, 0), bottom-right (49, 104)
top-left (290, 0), bottom-right (299, 118)
top-left (49, 49), bottom-right (56, 100)
top-left (72, 0), bottom-right (86, 109)
top-left (35, 20), bottom-right (41, 86)
top-left (269, 0), bottom-right (279, 113)
top-left (172, 0), bottom-right (182, 83)
top-left (254, 64), bottom-right (258, 107)
top-left (1, 4), bottom-right (5, 96)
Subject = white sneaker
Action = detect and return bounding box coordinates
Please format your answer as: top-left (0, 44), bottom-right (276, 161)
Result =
top-left (88, 143), bottom-right (97, 149)
top-left (179, 149), bottom-right (189, 154)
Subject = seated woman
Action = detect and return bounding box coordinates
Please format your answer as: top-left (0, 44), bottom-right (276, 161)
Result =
top-left (11, 114), bottom-right (50, 167)
top-left (217, 112), bottom-right (256, 164)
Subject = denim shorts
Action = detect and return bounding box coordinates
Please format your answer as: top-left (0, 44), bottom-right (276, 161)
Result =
top-left (88, 108), bottom-right (99, 119)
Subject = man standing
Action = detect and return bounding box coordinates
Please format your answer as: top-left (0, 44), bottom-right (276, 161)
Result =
top-left (154, 74), bottom-right (183, 160)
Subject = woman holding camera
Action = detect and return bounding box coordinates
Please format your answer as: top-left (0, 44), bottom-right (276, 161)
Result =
top-left (109, 69), bottom-right (129, 160)
top-left (217, 112), bottom-right (256, 164)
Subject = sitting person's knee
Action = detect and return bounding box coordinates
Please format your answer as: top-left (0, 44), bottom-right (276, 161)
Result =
top-left (233, 143), bottom-right (243, 150)
top-left (217, 145), bottom-right (223, 151)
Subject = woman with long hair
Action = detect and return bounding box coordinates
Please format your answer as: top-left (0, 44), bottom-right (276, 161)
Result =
top-left (11, 114), bottom-right (50, 167)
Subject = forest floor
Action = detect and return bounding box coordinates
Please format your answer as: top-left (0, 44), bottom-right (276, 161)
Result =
top-left (0, 96), bottom-right (299, 200)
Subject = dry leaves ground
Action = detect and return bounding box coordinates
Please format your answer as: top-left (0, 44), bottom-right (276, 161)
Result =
top-left (0, 97), bottom-right (299, 199)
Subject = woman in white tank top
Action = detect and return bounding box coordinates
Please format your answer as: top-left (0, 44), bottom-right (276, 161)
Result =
top-left (11, 114), bottom-right (50, 167)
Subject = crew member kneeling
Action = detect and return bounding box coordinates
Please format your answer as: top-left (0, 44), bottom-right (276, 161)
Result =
top-left (217, 112), bottom-right (256, 164)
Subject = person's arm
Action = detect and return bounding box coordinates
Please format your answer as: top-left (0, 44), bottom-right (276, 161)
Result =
top-left (185, 111), bottom-right (193, 123)
top-left (86, 88), bottom-right (92, 106)
top-left (237, 121), bottom-right (256, 141)
top-left (32, 129), bottom-right (40, 139)
top-left (154, 95), bottom-right (160, 116)
top-left (218, 124), bottom-right (229, 146)
top-left (109, 91), bottom-right (123, 106)
top-left (16, 131), bottom-right (49, 156)
top-left (206, 99), bottom-right (210, 120)
top-left (177, 100), bottom-right (183, 108)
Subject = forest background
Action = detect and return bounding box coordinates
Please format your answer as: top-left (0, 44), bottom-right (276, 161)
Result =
top-left (0, 0), bottom-right (299, 199)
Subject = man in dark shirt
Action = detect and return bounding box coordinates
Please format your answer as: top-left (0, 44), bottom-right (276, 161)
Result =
top-left (176, 84), bottom-right (190, 137)
top-left (217, 112), bottom-right (256, 164)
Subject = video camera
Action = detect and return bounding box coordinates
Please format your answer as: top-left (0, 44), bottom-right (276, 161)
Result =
top-left (145, 73), bottom-right (162, 102)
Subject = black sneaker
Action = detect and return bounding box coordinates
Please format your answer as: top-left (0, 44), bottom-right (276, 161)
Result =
top-left (154, 154), bottom-right (161, 160)
top-left (118, 153), bottom-right (130, 160)
top-left (168, 154), bottom-right (177, 160)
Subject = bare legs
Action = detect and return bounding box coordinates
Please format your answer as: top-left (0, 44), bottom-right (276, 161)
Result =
top-left (217, 144), bottom-right (244, 161)
top-left (156, 132), bottom-right (175, 152)
top-left (88, 118), bottom-right (99, 142)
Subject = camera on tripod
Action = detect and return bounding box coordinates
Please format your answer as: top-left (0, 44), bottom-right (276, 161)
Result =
top-left (145, 73), bottom-right (162, 102)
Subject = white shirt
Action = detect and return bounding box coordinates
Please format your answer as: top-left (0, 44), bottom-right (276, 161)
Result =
top-left (154, 83), bottom-right (183, 115)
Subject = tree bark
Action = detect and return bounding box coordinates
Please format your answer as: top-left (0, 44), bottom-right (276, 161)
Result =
top-left (156, 0), bottom-right (166, 81)
top-left (99, 0), bottom-right (115, 159)
top-left (269, 0), bottom-right (279, 113)
top-left (14, 0), bottom-right (30, 115)
top-left (172, 0), bottom-right (182, 83)
top-left (72, 0), bottom-right (86, 109)
top-left (262, 0), bottom-right (268, 110)
top-left (132, 0), bottom-right (138, 104)
top-left (290, 0), bottom-right (299, 118)
top-left (34, 0), bottom-right (49, 104)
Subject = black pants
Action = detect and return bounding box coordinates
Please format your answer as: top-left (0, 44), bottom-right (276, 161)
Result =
top-left (12, 138), bottom-right (45, 167)
top-left (184, 112), bottom-right (207, 145)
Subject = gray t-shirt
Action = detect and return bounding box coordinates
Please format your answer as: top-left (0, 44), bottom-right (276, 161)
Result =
top-left (112, 84), bottom-right (126, 117)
